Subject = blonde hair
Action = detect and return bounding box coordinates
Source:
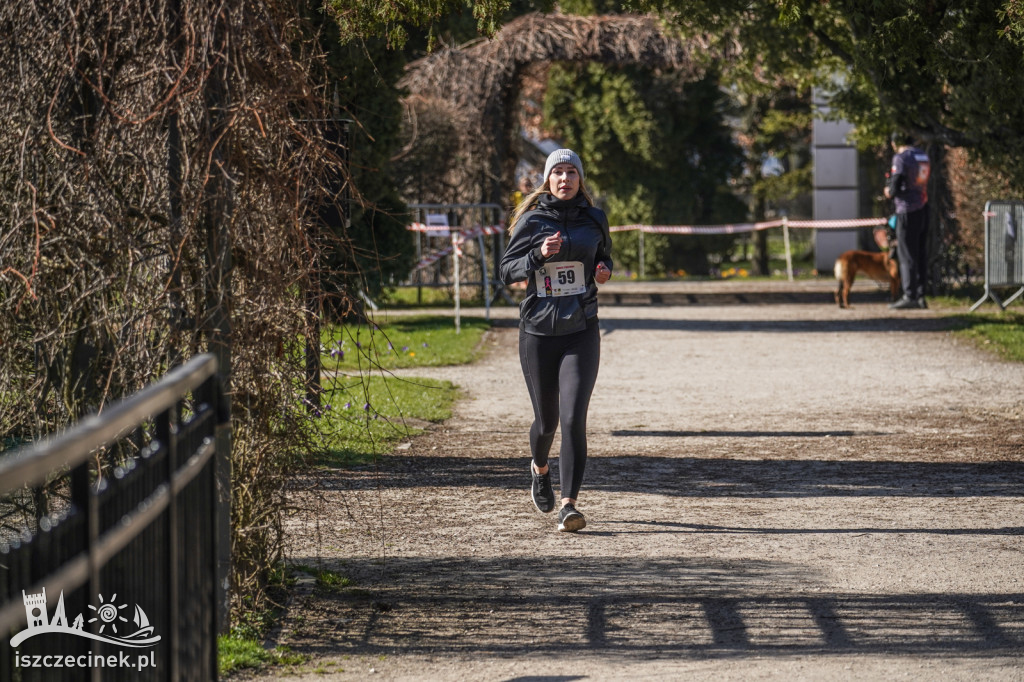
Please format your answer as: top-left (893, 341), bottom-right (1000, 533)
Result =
top-left (508, 181), bottom-right (596, 234)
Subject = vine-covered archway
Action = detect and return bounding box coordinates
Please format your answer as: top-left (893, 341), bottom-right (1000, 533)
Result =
top-left (398, 13), bottom-right (731, 204)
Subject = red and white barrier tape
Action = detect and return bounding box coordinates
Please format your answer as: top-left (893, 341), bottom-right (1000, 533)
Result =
top-left (784, 218), bottom-right (887, 229)
top-left (608, 217), bottom-right (885, 235)
top-left (410, 225), bottom-right (500, 270)
top-left (611, 221), bottom-right (777, 235)
top-left (409, 223), bottom-right (504, 236)
top-left (408, 217), bottom-right (887, 269)
top-left (412, 245), bottom-right (454, 271)
top-left (409, 219), bottom-right (885, 237)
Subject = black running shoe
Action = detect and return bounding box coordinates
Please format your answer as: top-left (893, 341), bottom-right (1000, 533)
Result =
top-left (888, 296), bottom-right (918, 310)
top-left (557, 503), bottom-right (586, 532)
top-left (530, 463), bottom-right (555, 513)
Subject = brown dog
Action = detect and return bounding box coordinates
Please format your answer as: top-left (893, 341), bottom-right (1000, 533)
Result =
top-left (834, 250), bottom-right (900, 308)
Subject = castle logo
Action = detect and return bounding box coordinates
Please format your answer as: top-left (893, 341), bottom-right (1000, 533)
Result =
top-left (10, 587), bottom-right (161, 649)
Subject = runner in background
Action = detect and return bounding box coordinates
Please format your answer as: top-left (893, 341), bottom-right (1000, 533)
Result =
top-left (885, 132), bottom-right (931, 309)
top-left (510, 173), bottom-right (534, 209)
top-left (499, 149), bottom-right (612, 532)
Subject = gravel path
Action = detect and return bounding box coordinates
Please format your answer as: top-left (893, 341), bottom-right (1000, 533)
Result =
top-left (243, 280), bottom-right (1024, 681)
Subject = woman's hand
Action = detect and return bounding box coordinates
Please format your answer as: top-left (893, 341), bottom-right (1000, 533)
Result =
top-left (595, 262), bottom-right (611, 284)
top-left (540, 231), bottom-right (562, 258)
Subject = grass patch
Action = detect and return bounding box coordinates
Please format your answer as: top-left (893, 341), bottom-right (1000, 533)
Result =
top-left (321, 315), bottom-right (490, 371)
top-left (218, 564), bottom-right (356, 675)
top-left (310, 375), bottom-right (457, 467)
top-left (312, 314), bottom-right (484, 467)
top-left (926, 290), bottom-right (1024, 361)
top-left (315, 570), bottom-right (352, 590)
top-left (291, 564), bottom-right (354, 591)
top-left (218, 635), bottom-right (273, 674)
top-left (219, 595), bottom-right (306, 675)
top-left (218, 636), bottom-right (305, 675)
top-left (947, 309), bottom-right (1024, 362)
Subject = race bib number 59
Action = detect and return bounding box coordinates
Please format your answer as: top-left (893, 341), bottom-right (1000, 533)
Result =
top-left (535, 261), bottom-right (586, 297)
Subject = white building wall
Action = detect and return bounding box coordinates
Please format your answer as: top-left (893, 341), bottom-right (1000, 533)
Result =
top-left (812, 89), bottom-right (859, 272)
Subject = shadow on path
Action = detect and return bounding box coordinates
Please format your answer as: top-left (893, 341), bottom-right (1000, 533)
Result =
top-left (600, 316), bottom-right (955, 334)
top-left (599, 289), bottom-right (892, 307)
top-left (340, 453), bottom-right (1024, 501)
top-left (284, 554), bottom-right (1024, 660)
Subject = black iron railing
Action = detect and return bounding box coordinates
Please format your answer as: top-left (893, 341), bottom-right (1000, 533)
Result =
top-left (0, 354), bottom-right (228, 681)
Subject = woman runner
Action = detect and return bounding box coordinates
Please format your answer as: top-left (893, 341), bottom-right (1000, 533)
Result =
top-left (499, 149), bottom-right (613, 532)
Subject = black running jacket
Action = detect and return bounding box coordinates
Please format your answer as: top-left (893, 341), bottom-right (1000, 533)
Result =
top-left (499, 193), bottom-right (613, 336)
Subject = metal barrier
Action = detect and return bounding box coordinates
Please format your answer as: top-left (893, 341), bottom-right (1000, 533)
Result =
top-left (0, 354), bottom-right (228, 681)
top-left (972, 200), bottom-right (1024, 311)
top-left (406, 203), bottom-right (509, 303)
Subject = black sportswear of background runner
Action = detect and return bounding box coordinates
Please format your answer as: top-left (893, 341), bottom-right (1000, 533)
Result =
top-left (888, 145), bottom-right (931, 301)
top-left (499, 192), bottom-right (613, 501)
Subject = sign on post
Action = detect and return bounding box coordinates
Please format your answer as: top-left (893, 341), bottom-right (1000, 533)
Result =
top-left (425, 212), bottom-right (450, 237)
top-left (971, 200), bottom-right (1024, 311)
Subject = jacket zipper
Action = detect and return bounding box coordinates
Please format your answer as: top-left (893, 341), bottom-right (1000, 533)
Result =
top-left (558, 212), bottom-right (575, 323)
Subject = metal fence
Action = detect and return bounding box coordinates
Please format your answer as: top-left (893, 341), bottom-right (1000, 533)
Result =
top-left (972, 200), bottom-right (1024, 310)
top-left (0, 354), bottom-right (228, 681)
top-left (406, 203), bottom-right (509, 304)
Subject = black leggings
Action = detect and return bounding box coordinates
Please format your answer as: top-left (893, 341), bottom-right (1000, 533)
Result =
top-left (896, 205), bottom-right (929, 299)
top-left (518, 318), bottom-right (600, 501)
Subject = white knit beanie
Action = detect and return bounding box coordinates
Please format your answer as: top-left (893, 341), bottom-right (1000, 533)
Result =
top-left (543, 149), bottom-right (584, 182)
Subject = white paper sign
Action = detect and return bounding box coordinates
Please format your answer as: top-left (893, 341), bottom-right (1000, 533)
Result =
top-left (425, 213), bottom-right (450, 237)
top-left (535, 261), bottom-right (586, 297)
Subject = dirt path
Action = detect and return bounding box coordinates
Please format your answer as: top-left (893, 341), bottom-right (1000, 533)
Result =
top-left (246, 281), bottom-right (1024, 681)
